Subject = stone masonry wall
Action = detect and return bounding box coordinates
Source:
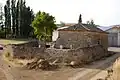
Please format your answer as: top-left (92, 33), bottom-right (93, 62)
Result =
top-left (46, 45), bottom-right (107, 64)
top-left (54, 31), bottom-right (108, 51)
top-left (55, 31), bottom-right (91, 49)
top-left (5, 43), bottom-right (108, 65)
top-left (5, 44), bottom-right (47, 59)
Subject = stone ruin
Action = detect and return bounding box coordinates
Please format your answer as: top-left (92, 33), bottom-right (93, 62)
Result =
top-left (4, 40), bottom-right (113, 70)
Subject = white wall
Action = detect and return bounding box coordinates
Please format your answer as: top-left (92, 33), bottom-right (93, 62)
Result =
top-left (108, 33), bottom-right (118, 46)
top-left (52, 30), bottom-right (59, 41)
top-left (52, 26), bottom-right (69, 42)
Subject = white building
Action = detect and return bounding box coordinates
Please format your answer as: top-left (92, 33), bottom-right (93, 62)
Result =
top-left (52, 26), bottom-right (69, 41)
top-left (105, 25), bottom-right (120, 47)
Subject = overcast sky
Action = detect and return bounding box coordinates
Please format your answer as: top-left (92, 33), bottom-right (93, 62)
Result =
top-left (0, 0), bottom-right (120, 26)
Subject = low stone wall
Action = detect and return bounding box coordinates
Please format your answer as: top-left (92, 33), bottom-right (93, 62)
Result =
top-left (12, 40), bottom-right (39, 47)
top-left (46, 45), bottom-right (108, 64)
top-left (4, 44), bottom-right (108, 65)
top-left (5, 44), bottom-right (47, 59)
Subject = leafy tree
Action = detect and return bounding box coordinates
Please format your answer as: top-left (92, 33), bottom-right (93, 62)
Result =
top-left (32, 11), bottom-right (57, 42)
top-left (86, 19), bottom-right (97, 27)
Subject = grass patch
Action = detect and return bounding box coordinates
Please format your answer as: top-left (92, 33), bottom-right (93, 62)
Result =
top-left (3, 51), bottom-right (35, 67)
top-left (3, 51), bottom-right (24, 67)
top-left (4, 52), bottom-right (11, 58)
top-left (0, 39), bottom-right (29, 45)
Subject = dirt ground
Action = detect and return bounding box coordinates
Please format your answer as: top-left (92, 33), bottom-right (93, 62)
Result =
top-left (0, 70), bottom-right (7, 80)
top-left (0, 49), bottom-right (120, 80)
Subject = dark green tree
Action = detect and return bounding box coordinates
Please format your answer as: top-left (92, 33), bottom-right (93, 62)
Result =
top-left (11, 0), bottom-right (16, 36)
top-left (6, 0), bottom-right (11, 34)
top-left (0, 3), bottom-right (5, 38)
top-left (4, 0), bottom-right (11, 36)
top-left (4, 0), bottom-right (34, 38)
top-left (32, 11), bottom-right (57, 42)
top-left (17, 0), bottom-right (34, 37)
top-left (0, 3), bottom-right (4, 30)
top-left (15, 0), bottom-right (19, 36)
top-left (78, 14), bottom-right (82, 23)
top-left (86, 19), bottom-right (97, 27)
top-left (4, 5), bottom-right (7, 38)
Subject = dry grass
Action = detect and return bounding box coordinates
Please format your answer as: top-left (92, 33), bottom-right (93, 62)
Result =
top-left (0, 39), bottom-right (28, 45)
top-left (3, 51), bottom-right (35, 67)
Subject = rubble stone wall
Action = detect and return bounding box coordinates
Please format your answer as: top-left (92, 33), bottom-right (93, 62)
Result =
top-left (46, 45), bottom-right (107, 63)
top-left (5, 44), bottom-right (47, 59)
top-left (54, 31), bottom-right (108, 51)
top-left (5, 44), bottom-right (107, 64)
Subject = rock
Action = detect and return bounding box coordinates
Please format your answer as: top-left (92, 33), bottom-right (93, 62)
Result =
top-left (38, 60), bottom-right (50, 70)
top-left (70, 61), bottom-right (78, 66)
top-left (8, 65), bottom-right (11, 67)
top-left (112, 57), bottom-right (120, 80)
top-left (26, 58), bottom-right (51, 70)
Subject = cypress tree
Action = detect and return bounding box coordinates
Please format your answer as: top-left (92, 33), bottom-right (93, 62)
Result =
top-left (78, 14), bottom-right (82, 23)
top-left (11, 0), bottom-right (16, 36)
top-left (16, 1), bottom-right (19, 36)
top-left (4, 5), bottom-right (7, 38)
top-left (6, 0), bottom-right (11, 34)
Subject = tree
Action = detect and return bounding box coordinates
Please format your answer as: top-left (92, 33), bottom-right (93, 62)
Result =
top-left (0, 3), bottom-right (4, 30)
top-left (15, 0), bottom-right (19, 36)
top-left (6, 0), bottom-right (11, 34)
top-left (4, 0), bottom-right (34, 38)
top-left (11, 0), bottom-right (16, 35)
top-left (16, 0), bottom-right (34, 37)
top-left (60, 21), bottom-right (65, 27)
top-left (78, 14), bottom-right (82, 23)
top-left (0, 3), bottom-right (5, 38)
top-left (86, 19), bottom-right (97, 27)
top-left (4, 0), bottom-right (11, 36)
top-left (32, 11), bottom-right (57, 42)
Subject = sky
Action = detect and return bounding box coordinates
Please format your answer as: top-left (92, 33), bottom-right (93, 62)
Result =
top-left (0, 0), bottom-right (120, 26)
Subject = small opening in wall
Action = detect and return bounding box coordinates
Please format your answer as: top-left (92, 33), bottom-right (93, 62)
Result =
top-left (46, 45), bottom-right (51, 48)
top-left (97, 39), bottom-right (101, 45)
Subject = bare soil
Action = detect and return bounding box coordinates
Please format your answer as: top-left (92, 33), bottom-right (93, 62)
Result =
top-left (0, 50), bottom-right (120, 80)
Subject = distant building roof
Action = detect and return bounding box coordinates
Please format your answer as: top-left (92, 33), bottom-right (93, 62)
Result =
top-left (57, 26), bottom-right (69, 30)
top-left (106, 25), bottom-right (120, 31)
top-left (98, 26), bottom-right (112, 31)
top-left (58, 23), bottom-right (106, 33)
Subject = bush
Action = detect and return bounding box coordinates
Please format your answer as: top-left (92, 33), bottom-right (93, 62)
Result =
top-left (4, 52), bottom-right (11, 58)
top-left (0, 30), bottom-right (5, 38)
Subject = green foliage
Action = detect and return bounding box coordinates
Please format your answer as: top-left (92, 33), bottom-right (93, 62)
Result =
top-left (32, 11), bottom-right (57, 42)
top-left (86, 19), bottom-right (97, 27)
top-left (78, 14), bottom-right (82, 23)
top-left (4, 0), bottom-right (11, 35)
top-left (4, 0), bottom-right (34, 38)
top-left (0, 29), bottom-right (5, 38)
top-left (11, 0), bottom-right (16, 35)
top-left (0, 4), bottom-right (4, 30)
